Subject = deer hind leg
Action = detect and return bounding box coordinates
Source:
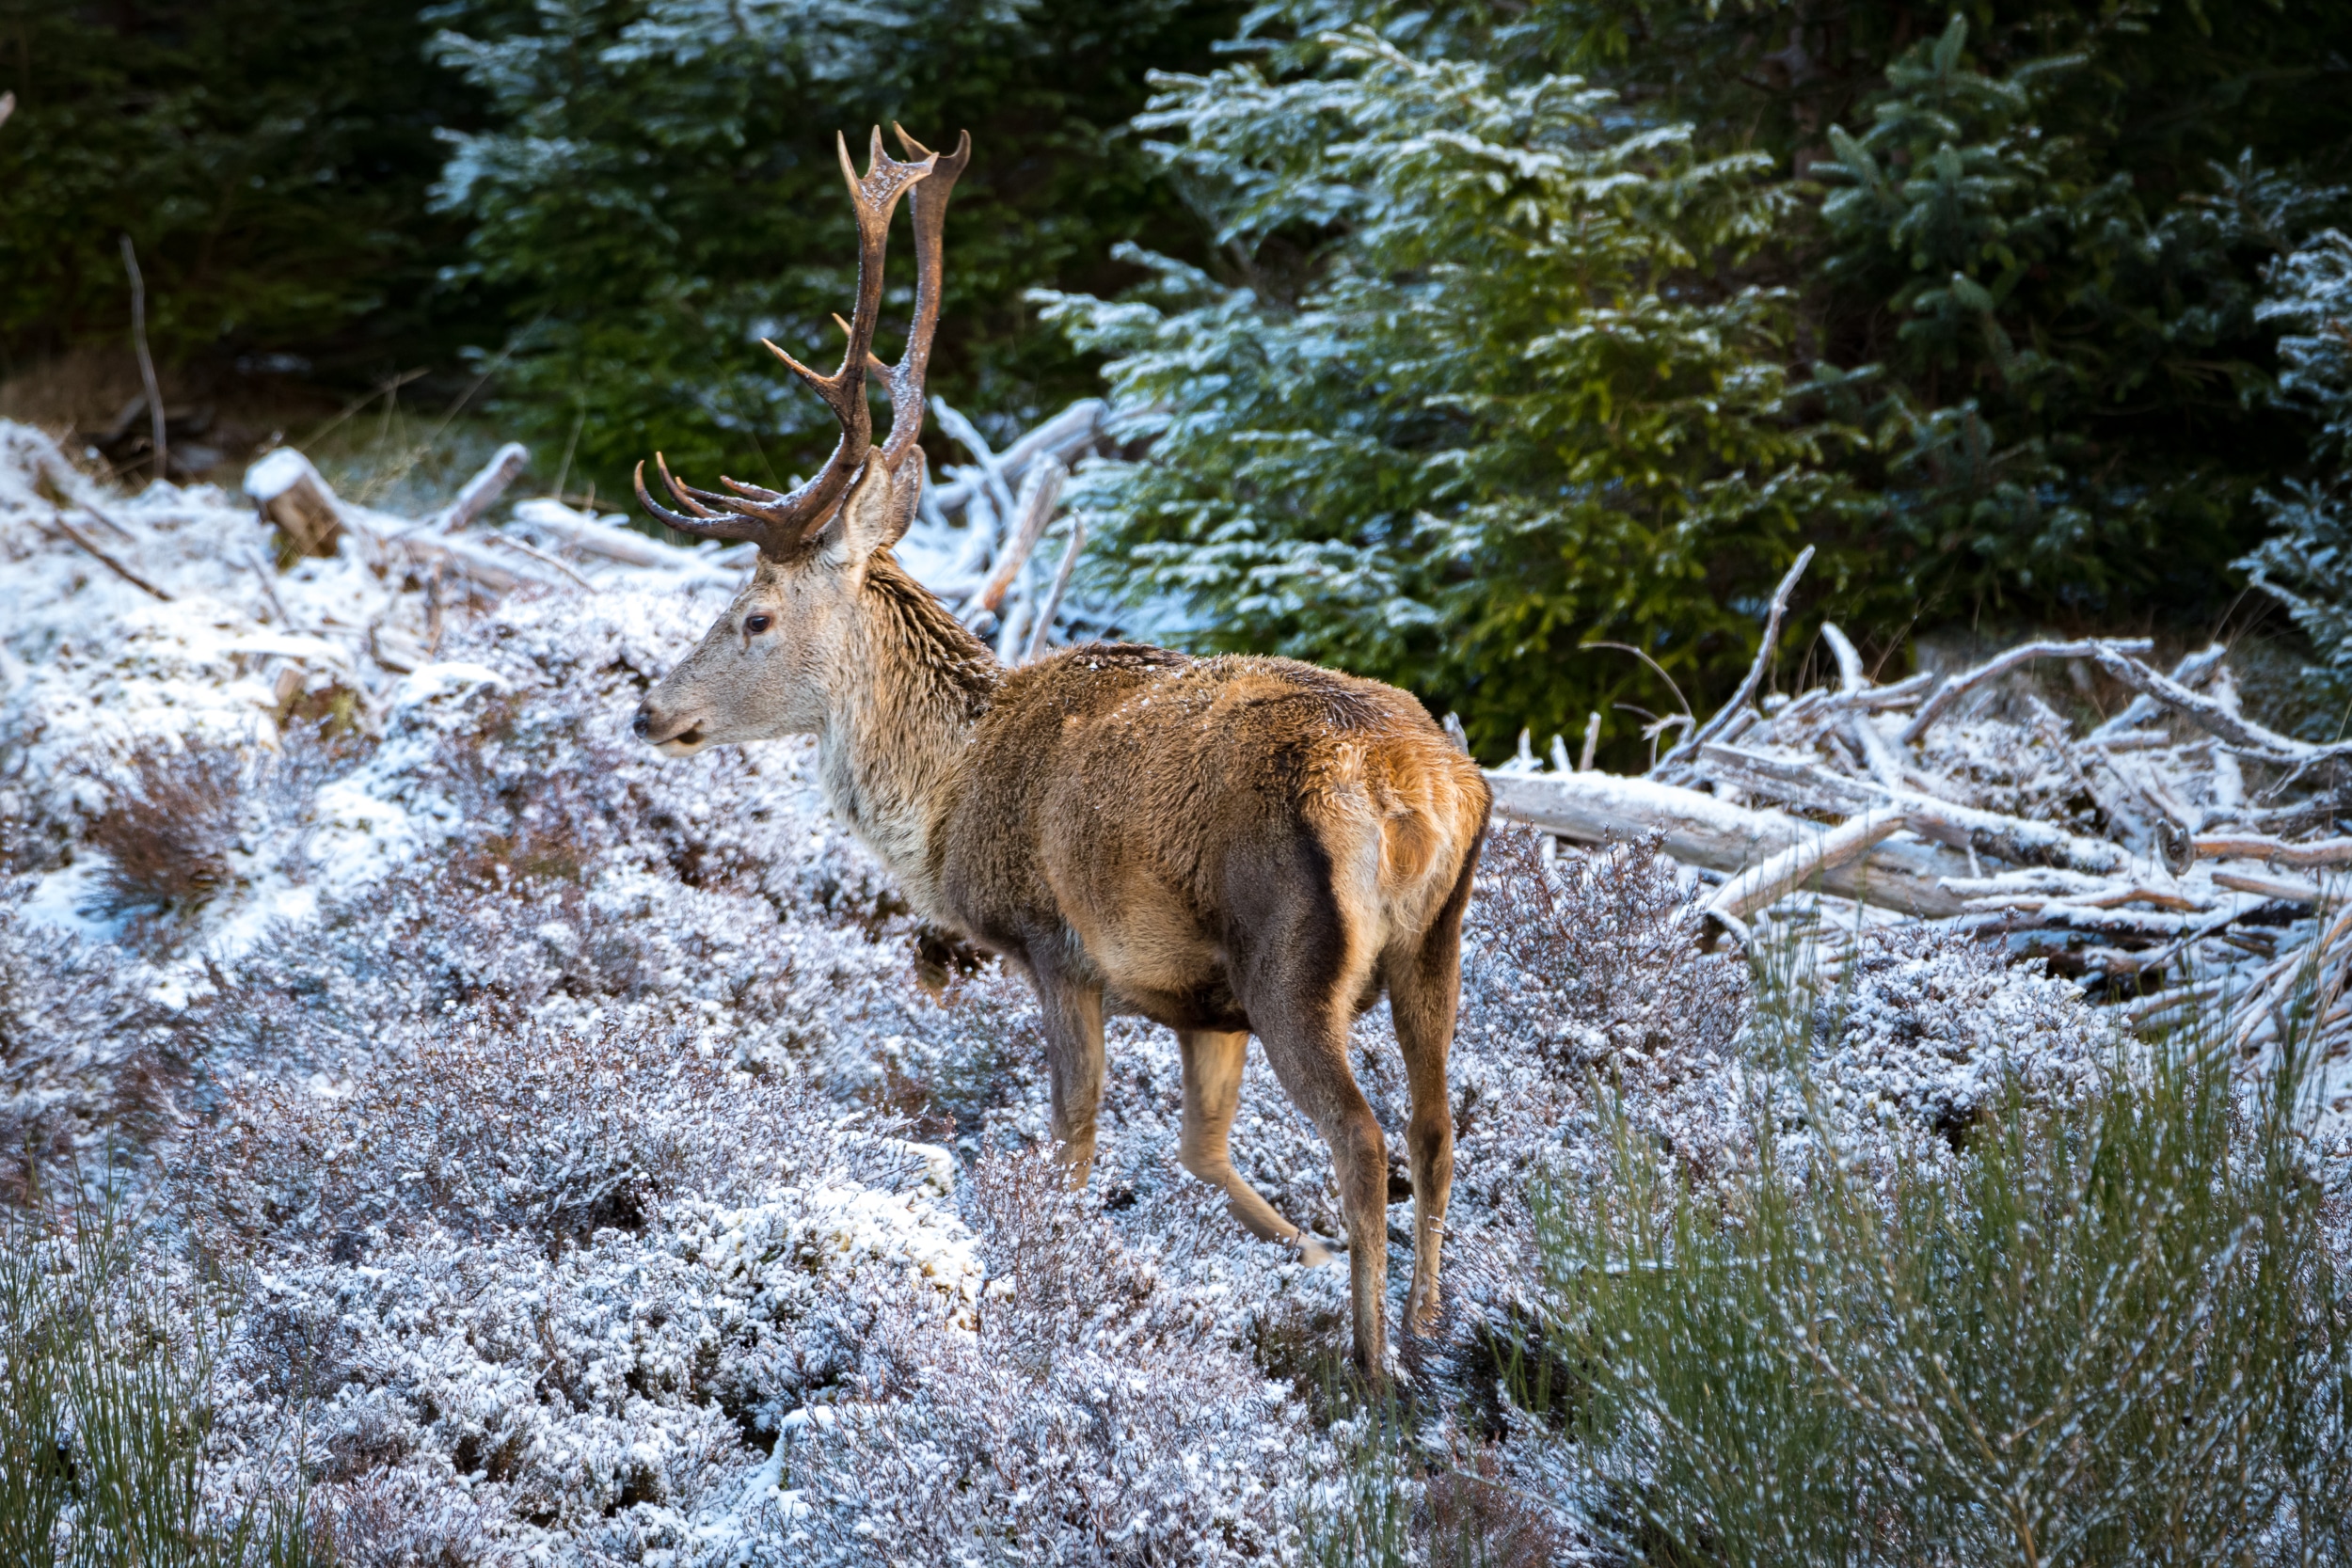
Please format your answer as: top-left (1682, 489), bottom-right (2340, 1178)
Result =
top-left (1233, 888), bottom-right (1391, 1375)
top-left (1385, 838), bottom-right (1479, 1337)
top-left (1253, 1008), bottom-right (1390, 1378)
top-left (1177, 1029), bottom-right (1336, 1266)
top-left (1028, 951), bottom-right (1105, 1186)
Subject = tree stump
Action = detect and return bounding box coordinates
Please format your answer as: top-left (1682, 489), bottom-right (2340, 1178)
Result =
top-left (244, 449), bottom-right (345, 560)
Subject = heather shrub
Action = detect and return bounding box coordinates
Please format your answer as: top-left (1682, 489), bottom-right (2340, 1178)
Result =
top-left (82, 739), bottom-right (249, 918)
top-left (0, 892), bottom-right (169, 1203)
top-left (176, 1013), bottom-right (977, 1560)
top-left (1463, 827), bottom-right (1748, 1077)
top-left (1413, 824), bottom-right (1755, 1362)
top-left (1805, 925), bottom-right (2112, 1160)
top-left (179, 1014), bottom-right (896, 1261)
top-left (782, 1145), bottom-right (1331, 1566)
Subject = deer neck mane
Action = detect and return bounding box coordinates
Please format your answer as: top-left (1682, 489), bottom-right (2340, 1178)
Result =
top-left (815, 549), bottom-right (1001, 914)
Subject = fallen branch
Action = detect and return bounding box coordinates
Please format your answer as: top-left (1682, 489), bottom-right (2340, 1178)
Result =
top-left (1899, 638), bottom-right (2154, 745)
top-left (438, 443), bottom-right (531, 531)
top-left (928, 399), bottom-right (1104, 518)
top-left (1024, 514), bottom-right (1089, 664)
top-left (1708, 806), bottom-right (1908, 923)
top-left (931, 398), bottom-right (1021, 537)
top-left (1660, 545), bottom-right (1811, 770)
top-left (1820, 623), bottom-right (1909, 791)
top-left (2087, 644), bottom-right (2349, 765)
top-left (974, 458), bottom-right (1066, 615)
top-left (2193, 833), bottom-right (2352, 868)
top-left (490, 534), bottom-right (598, 591)
top-left (1695, 743), bottom-right (2137, 877)
top-left (44, 509), bottom-right (172, 601)
top-left (2090, 644), bottom-right (2226, 739)
top-left (2211, 870), bottom-right (2327, 905)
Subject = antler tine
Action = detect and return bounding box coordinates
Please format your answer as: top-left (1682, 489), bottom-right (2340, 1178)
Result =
top-left (717, 475), bottom-right (787, 502)
top-left (634, 127), bottom-right (935, 553)
top-left (635, 458), bottom-right (772, 546)
top-left (874, 125), bottom-right (972, 474)
top-left (657, 456), bottom-right (760, 514)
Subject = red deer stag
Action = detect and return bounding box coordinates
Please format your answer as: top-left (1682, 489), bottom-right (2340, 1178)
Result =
top-left (630, 128), bottom-right (1489, 1374)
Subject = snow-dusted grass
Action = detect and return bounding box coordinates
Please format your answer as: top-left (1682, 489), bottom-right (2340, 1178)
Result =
top-left (1540, 973), bottom-right (2352, 1566)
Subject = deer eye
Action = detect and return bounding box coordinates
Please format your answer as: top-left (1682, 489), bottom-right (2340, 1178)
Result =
top-left (743, 614), bottom-right (772, 636)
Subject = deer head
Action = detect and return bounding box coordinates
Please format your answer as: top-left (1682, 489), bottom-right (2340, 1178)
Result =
top-left (632, 125), bottom-right (972, 755)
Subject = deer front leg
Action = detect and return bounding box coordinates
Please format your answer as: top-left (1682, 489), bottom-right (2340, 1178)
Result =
top-left (1177, 1029), bottom-right (1335, 1266)
top-left (1028, 953), bottom-right (1105, 1185)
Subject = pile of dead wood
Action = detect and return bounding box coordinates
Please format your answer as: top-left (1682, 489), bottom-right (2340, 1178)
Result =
top-left (1482, 549), bottom-right (2351, 1053)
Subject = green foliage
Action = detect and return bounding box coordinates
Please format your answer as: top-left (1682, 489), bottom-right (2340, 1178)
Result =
top-left (0, 1185), bottom-right (319, 1565)
top-left (1041, 3), bottom-right (2352, 742)
top-left (1037, 31), bottom-right (1870, 757)
top-left (423, 0), bottom-right (1242, 497)
top-left (2239, 229), bottom-right (2352, 728)
top-left (1534, 975), bottom-right (2352, 1566)
top-left (0, 0), bottom-right (481, 380)
top-left (1509, 0), bottom-right (2352, 620)
top-left (1811, 12), bottom-right (2336, 617)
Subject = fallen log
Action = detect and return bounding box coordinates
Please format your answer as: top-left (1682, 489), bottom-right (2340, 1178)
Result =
top-left (1485, 769), bottom-right (1972, 917)
top-left (1693, 744), bottom-right (2135, 877)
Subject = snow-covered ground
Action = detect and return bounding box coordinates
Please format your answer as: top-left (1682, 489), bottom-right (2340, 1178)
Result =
top-left (3, 421), bottom-right (2335, 1561)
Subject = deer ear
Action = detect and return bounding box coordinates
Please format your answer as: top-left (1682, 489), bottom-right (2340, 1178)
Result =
top-left (818, 451), bottom-right (925, 562)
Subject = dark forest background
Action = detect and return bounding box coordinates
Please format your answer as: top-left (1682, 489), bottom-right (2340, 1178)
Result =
top-left (6, 0), bottom-right (2350, 754)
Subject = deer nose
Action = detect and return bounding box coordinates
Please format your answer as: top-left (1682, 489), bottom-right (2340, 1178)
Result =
top-left (631, 705), bottom-right (653, 741)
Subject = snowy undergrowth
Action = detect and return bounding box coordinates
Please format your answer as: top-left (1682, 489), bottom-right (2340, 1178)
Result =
top-left (4, 426), bottom-right (2279, 1563)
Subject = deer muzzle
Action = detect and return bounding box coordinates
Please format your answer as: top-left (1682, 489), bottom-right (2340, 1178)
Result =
top-left (633, 700), bottom-right (707, 755)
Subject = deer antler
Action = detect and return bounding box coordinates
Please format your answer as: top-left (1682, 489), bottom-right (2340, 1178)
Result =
top-left (872, 125), bottom-right (971, 477)
top-left (857, 125), bottom-right (973, 547)
top-left (635, 127), bottom-right (937, 553)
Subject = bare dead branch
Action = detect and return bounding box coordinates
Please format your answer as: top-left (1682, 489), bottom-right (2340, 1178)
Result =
top-left (490, 534), bottom-right (598, 591)
top-left (439, 443), bottom-right (531, 531)
top-left (2211, 870), bottom-right (2327, 905)
top-left (119, 235), bottom-right (167, 482)
top-left (44, 508), bottom-right (172, 601)
top-left (2086, 644), bottom-right (2346, 765)
top-left (1708, 806), bottom-right (1908, 922)
top-left (975, 458), bottom-right (1066, 615)
top-left (933, 397), bottom-right (1022, 543)
top-left (1024, 514), bottom-right (1089, 665)
top-left (1820, 622), bottom-right (1909, 791)
top-left (2194, 833), bottom-right (2352, 868)
top-left (2090, 643), bottom-right (2226, 739)
top-left (1899, 638), bottom-right (2156, 745)
top-left (1661, 545), bottom-right (1812, 770)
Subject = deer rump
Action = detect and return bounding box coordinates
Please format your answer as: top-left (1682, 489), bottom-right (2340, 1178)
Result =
top-left (936, 643), bottom-right (1489, 1036)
